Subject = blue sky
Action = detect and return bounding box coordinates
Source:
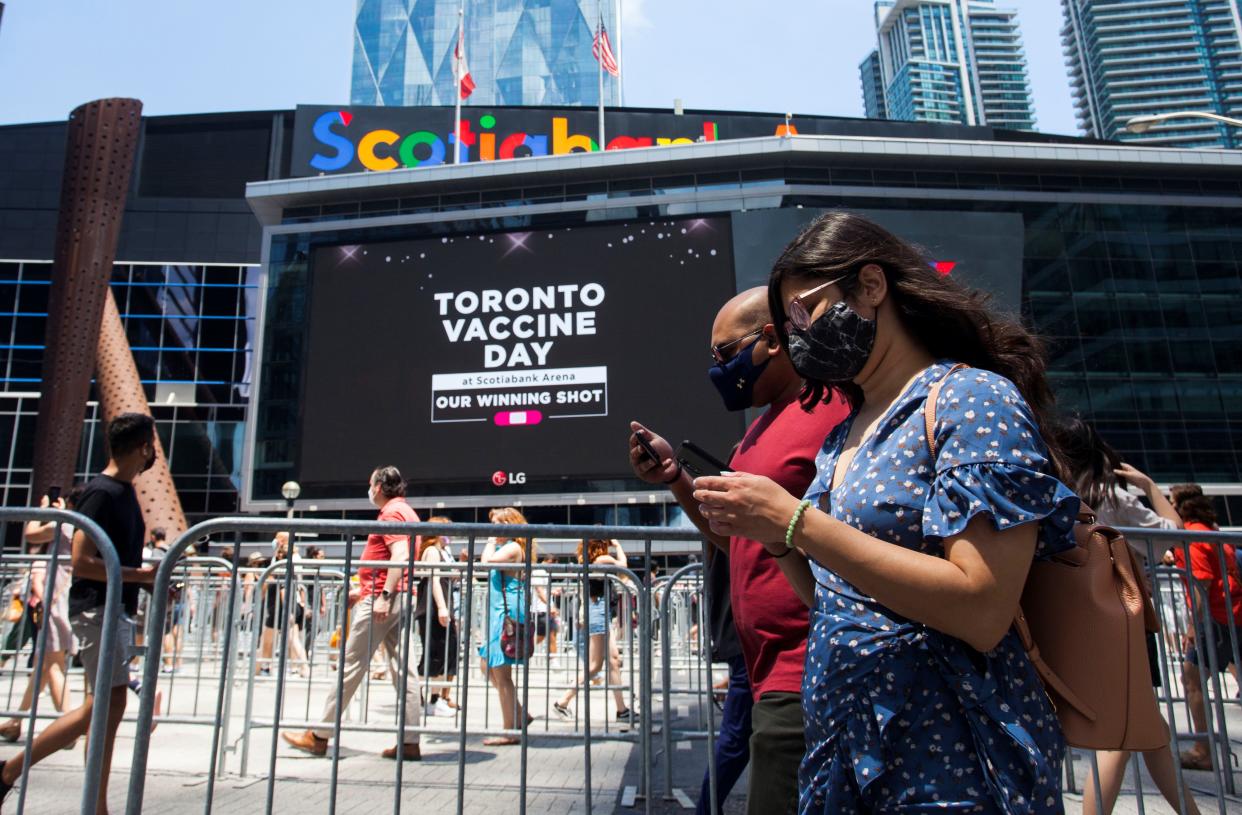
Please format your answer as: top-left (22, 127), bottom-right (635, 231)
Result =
top-left (0, 0), bottom-right (1078, 134)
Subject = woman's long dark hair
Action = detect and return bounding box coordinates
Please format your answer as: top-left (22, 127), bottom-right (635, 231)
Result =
top-left (767, 211), bottom-right (1067, 477)
top-left (1055, 415), bottom-right (1122, 510)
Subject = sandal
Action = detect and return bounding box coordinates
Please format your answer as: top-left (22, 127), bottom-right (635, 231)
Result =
top-left (1180, 750), bottom-right (1214, 771)
top-left (482, 736), bottom-right (520, 746)
top-left (0, 721), bottom-right (20, 743)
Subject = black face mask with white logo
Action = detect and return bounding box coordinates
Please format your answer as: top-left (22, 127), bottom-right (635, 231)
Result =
top-left (786, 300), bottom-right (877, 385)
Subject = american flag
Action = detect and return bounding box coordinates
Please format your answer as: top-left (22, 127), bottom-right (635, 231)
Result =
top-left (593, 18), bottom-right (619, 77)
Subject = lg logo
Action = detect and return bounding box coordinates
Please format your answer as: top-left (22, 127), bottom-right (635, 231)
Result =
top-left (491, 471), bottom-right (526, 487)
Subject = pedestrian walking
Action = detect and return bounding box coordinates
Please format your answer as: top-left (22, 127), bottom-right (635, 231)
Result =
top-left (551, 539), bottom-right (636, 726)
top-left (281, 466), bottom-right (423, 760)
top-left (692, 212), bottom-right (1079, 812)
top-left (0, 486), bottom-right (83, 743)
top-left (1058, 417), bottom-right (1200, 815)
top-left (417, 516), bottom-right (459, 717)
top-left (0, 413), bottom-right (159, 811)
top-left (478, 507), bottom-right (533, 746)
top-left (631, 285), bottom-right (846, 815)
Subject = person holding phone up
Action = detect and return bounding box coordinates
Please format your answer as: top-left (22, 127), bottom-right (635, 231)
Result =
top-left (630, 286), bottom-right (846, 815)
top-left (691, 212), bottom-right (1080, 813)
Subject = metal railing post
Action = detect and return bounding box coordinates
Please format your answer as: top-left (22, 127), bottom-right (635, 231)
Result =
top-left (0, 508), bottom-right (123, 815)
top-left (204, 545), bottom-right (242, 810)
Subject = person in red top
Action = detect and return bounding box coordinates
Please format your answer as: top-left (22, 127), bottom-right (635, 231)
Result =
top-left (1169, 484), bottom-right (1240, 770)
top-left (283, 466), bottom-right (424, 761)
top-left (630, 287), bottom-right (846, 815)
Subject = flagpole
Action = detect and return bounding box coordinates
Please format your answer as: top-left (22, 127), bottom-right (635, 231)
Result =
top-left (455, 3), bottom-right (464, 164)
top-left (596, 4), bottom-right (605, 150)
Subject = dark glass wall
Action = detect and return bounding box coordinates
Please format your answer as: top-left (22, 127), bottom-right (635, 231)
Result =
top-left (0, 262), bottom-right (255, 519)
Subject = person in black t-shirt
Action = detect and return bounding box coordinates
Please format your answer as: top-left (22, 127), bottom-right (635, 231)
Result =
top-left (1, 413), bottom-right (159, 812)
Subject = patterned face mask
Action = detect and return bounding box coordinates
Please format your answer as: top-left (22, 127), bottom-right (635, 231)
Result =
top-left (786, 300), bottom-right (877, 385)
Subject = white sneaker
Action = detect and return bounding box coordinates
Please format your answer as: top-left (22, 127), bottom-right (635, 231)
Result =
top-left (424, 702), bottom-right (439, 718)
top-left (432, 699), bottom-right (453, 717)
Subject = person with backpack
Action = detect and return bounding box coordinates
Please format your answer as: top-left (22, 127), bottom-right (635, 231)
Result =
top-left (690, 212), bottom-right (1079, 812)
top-left (1169, 485), bottom-right (1239, 773)
top-left (1058, 417), bottom-right (1201, 815)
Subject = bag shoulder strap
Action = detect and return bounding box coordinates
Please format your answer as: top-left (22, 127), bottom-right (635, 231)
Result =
top-left (923, 363), bottom-right (970, 457)
top-left (921, 363), bottom-right (1097, 720)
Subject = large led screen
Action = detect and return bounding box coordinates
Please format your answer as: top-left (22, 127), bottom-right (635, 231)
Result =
top-left (296, 217), bottom-right (745, 498)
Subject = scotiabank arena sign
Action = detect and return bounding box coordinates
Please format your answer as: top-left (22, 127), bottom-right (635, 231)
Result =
top-left (290, 104), bottom-right (807, 177)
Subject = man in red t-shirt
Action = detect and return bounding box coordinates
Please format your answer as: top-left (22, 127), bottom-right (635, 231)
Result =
top-left (630, 287), bottom-right (845, 815)
top-left (283, 466), bottom-right (424, 761)
top-left (1169, 488), bottom-right (1240, 770)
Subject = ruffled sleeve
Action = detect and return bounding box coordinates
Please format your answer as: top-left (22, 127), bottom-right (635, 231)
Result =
top-left (921, 368), bottom-right (1079, 559)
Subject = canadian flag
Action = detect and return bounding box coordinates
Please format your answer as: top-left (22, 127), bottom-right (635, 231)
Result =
top-left (454, 25), bottom-right (475, 99)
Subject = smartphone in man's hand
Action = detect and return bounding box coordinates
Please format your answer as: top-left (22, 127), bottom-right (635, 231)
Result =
top-left (676, 441), bottom-right (731, 479)
top-left (635, 430), bottom-right (662, 465)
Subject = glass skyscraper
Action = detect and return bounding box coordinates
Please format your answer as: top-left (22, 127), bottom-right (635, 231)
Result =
top-left (1062, 0), bottom-right (1242, 149)
top-left (859, 0), bottom-right (1037, 131)
top-left (351, 0), bottom-right (622, 107)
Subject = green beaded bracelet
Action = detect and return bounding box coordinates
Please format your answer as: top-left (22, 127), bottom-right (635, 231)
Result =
top-left (785, 499), bottom-right (812, 549)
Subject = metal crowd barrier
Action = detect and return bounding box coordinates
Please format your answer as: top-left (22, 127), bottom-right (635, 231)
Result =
top-left (0, 507), bottom-right (124, 815)
top-left (1087, 524), bottom-right (1242, 815)
top-left (124, 518), bottom-right (704, 815)
top-left (9, 511), bottom-right (1239, 814)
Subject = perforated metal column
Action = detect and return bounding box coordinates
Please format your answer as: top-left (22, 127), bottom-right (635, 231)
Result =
top-left (97, 289), bottom-right (188, 537)
top-left (30, 98), bottom-right (142, 500)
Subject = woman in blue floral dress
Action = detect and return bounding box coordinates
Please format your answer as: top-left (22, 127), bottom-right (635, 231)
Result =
top-left (692, 212), bottom-right (1079, 814)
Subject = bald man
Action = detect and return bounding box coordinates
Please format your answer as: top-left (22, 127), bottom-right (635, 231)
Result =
top-left (631, 287), bottom-right (847, 815)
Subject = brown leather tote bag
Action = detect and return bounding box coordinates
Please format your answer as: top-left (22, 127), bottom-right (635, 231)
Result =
top-left (926, 367), bottom-right (1168, 751)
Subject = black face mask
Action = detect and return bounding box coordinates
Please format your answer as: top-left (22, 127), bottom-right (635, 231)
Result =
top-left (786, 300), bottom-right (877, 384)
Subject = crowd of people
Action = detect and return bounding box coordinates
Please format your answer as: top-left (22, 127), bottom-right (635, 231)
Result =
top-left (0, 212), bottom-right (1236, 815)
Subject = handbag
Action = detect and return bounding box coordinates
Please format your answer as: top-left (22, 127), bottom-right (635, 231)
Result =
top-left (5, 597), bottom-right (22, 624)
top-left (925, 365), bottom-right (1168, 751)
top-left (499, 573), bottom-right (535, 661)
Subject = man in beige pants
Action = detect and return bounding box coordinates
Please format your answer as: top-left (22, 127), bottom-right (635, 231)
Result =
top-left (282, 466), bottom-right (423, 760)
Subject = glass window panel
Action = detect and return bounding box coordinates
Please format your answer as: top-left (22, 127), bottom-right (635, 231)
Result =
top-left (1124, 339), bottom-right (1172, 376)
top-left (1176, 381), bottom-right (1224, 418)
top-left (1024, 260), bottom-right (1070, 294)
top-left (1069, 259), bottom-right (1112, 293)
top-left (0, 282), bottom-right (17, 313)
top-left (1132, 382), bottom-right (1183, 419)
top-left (1093, 423), bottom-right (1143, 455)
top-left (1028, 294), bottom-right (1077, 337)
top-left (16, 281), bottom-right (48, 313)
top-left (1188, 450), bottom-right (1237, 483)
top-left (1184, 422), bottom-right (1232, 451)
top-left (1086, 379), bottom-right (1137, 420)
top-left (13, 317), bottom-right (44, 345)
top-left (169, 422), bottom-right (212, 476)
top-left (1195, 262), bottom-right (1241, 296)
top-left (1064, 232), bottom-right (1109, 260)
top-left (1048, 375), bottom-right (1087, 414)
top-left (1105, 234), bottom-right (1147, 263)
top-left (1109, 261), bottom-right (1155, 293)
top-left (1169, 341), bottom-right (1216, 375)
top-left (1188, 235), bottom-right (1235, 263)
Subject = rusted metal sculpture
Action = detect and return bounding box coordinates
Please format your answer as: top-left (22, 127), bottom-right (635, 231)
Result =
top-left (28, 98), bottom-right (188, 537)
top-left (31, 98), bottom-right (144, 502)
top-left (97, 289), bottom-right (188, 537)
